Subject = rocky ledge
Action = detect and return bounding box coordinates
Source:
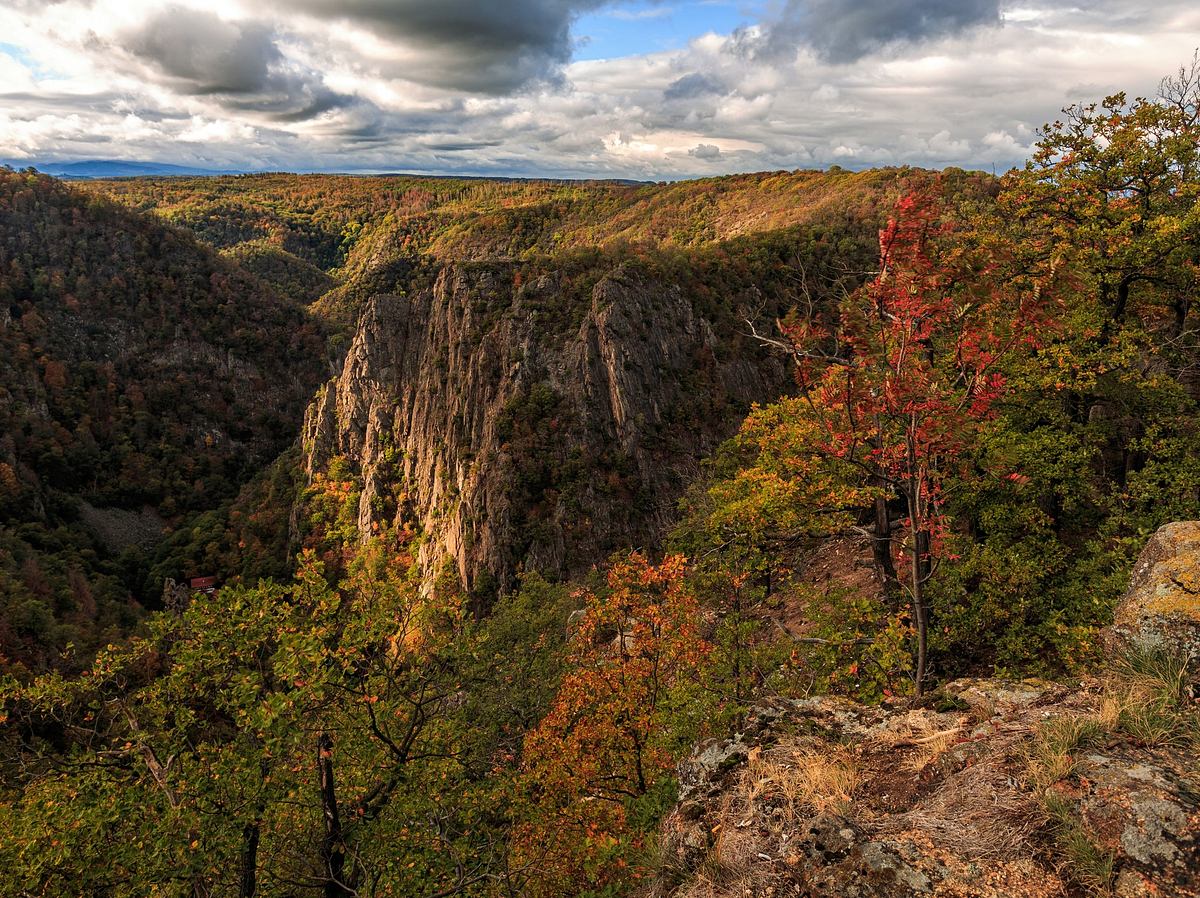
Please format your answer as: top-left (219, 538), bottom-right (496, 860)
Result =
top-left (654, 524), bottom-right (1200, 898)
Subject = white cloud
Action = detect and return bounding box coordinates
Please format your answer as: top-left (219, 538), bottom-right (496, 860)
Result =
top-left (0, 0), bottom-right (1196, 177)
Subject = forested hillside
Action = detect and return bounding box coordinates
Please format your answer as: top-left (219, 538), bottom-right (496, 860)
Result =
top-left (90, 165), bottom-right (971, 603)
top-left (0, 170), bottom-right (328, 671)
top-left (87, 167), bottom-right (978, 322)
top-left (0, 65), bottom-right (1199, 898)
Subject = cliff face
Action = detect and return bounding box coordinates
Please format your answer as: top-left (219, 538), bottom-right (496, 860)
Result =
top-left (302, 260), bottom-right (789, 595)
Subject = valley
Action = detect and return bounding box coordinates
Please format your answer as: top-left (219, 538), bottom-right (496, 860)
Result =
top-left (1, 71), bottom-right (1199, 898)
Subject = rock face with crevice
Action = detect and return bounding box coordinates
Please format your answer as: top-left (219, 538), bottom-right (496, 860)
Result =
top-left (302, 261), bottom-right (789, 596)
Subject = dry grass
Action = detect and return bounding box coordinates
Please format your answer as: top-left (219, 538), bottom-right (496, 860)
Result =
top-left (1095, 692), bottom-right (1124, 730)
top-left (1103, 647), bottom-right (1198, 748)
top-left (668, 865), bottom-right (759, 898)
top-left (902, 727), bottom-right (963, 773)
top-left (1019, 648), bottom-right (1197, 894)
top-left (744, 743), bottom-right (860, 819)
top-left (963, 692), bottom-right (998, 725)
top-left (887, 750), bottom-right (1047, 860)
top-left (868, 709), bottom-right (965, 772)
top-left (668, 649), bottom-right (1196, 898)
top-left (676, 740), bottom-right (861, 895)
top-left (1024, 716), bottom-right (1105, 789)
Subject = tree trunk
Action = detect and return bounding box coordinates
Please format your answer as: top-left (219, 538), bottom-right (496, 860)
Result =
top-left (909, 521), bottom-right (929, 697)
top-left (1113, 277), bottom-right (1130, 323)
top-left (1174, 292), bottom-right (1191, 340)
top-left (239, 822), bottom-right (260, 898)
top-left (317, 733), bottom-right (352, 898)
top-left (904, 452), bottom-right (929, 696)
top-left (872, 494), bottom-right (898, 592)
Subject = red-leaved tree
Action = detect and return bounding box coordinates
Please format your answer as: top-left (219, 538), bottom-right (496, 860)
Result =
top-left (760, 186), bottom-right (1049, 692)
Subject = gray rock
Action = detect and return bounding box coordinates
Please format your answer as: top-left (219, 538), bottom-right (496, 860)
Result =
top-left (301, 262), bottom-right (789, 595)
top-left (1108, 521), bottom-right (1200, 660)
top-left (855, 842), bottom-right (932, 894)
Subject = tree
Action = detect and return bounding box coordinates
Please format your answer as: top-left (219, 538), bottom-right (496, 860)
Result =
top-left (1005, 53), bottom-right (1200, 344)
top-left (0, 542), bottom-right (473, 898)
top-left (746, 185), bottom-right (1048, 693)
top-left (513, 553), bottom-right (709, 896)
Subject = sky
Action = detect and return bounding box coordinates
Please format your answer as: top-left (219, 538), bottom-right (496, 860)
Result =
top-left (0, 0), bottom-right (1197, 179)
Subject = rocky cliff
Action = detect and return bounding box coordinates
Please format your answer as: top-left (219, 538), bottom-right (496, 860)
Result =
top-left (302, 258), bottom-right (791, 597)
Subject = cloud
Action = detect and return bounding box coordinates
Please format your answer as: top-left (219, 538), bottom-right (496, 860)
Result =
top-left (286, 0), bottom-right (634, 94)
top-left (1, 0), bottom-right (1199, 178)
top-left (116, 6), bottom-right (353, 121)
top-left (664, 72), bottom-right (725, 100)
top-left (120, 7), bottom-right (279, 95)
top-left (744, 0), bottom-right (1001, 64)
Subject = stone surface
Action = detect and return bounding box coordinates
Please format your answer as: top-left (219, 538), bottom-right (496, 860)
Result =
top-left (1108, 521), bottom-right (1200, 659)
top-left (655, 675), bottom-right (1199, 898)
top-left (1077, 752), bottom-right (1199, 898)
top-left (302, 261), bottom-right (788, 595)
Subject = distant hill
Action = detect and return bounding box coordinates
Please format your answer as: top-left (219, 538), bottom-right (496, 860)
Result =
top-left (12, 159), bottom-right (242, 179)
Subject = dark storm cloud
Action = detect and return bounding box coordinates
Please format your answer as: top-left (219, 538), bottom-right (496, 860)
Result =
top-left (663, 72), bottom-right (725, 100)
top-left (286, 0), bottom-right (626, 93)
top-left (118, 6), bottom-right (353, 120)
top-left (741, 0), bottom-right (1001, 63)
top-left (121, 6), bottom-right (280, 94)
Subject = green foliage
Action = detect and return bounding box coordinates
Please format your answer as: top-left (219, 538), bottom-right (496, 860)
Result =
top-left (673, 65), bottom-right (1200, 688)
top-left (458, 571), bottom-right (577, 773)
top-left (148, 447), bottom-right (307, 590)
top-left (0, 543), bottom-right (478, 897)
top-left (927, 63), bottom-right (1200, 675)
top-left (512, 554), bottom-right (711, 897)
top-left (792, 588), bottom-right (914, 702)
top-left (4, 63), bottom-right (1200, 895)
top-left (221, 239), bottom-right (337, 305)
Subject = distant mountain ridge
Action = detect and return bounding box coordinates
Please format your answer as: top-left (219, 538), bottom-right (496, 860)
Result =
top-left (9, 159), bottom-right (657, 182)
top-left (10, 159), bottom-right (243, 179)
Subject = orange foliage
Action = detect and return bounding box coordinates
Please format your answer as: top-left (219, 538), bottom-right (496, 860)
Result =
top-left (513, 553), bottom-right (709, 895)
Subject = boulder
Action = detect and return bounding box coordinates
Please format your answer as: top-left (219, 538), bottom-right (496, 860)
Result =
top-left (1108, 521), bottom-right (1200, 660)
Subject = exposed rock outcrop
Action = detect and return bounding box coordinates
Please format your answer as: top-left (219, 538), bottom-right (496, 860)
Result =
top-left (302, 261), bottom-right (789, 595)
top-left (76, 501), bottom-right (165, 554)
top-left (656, 678), bottom-right (1198, 898)
top-left (1109, 521), bottom-right (1200, 660)
top-left (655, 526), bottom-right (1200, 898)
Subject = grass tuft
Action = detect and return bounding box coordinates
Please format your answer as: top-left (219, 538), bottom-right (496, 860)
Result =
top-left (1042, 791), bottom-right (1115, 894)
top-left (1025, 716), bottom-right (1104, 788)
top-left (1113, 646), bottom-right (1193, 710)
top-left (746, 744), bottom-right (860, 818)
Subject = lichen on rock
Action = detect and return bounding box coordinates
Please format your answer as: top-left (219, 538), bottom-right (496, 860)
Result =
top-left (1108, 521), bottom-right (1200, 660)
